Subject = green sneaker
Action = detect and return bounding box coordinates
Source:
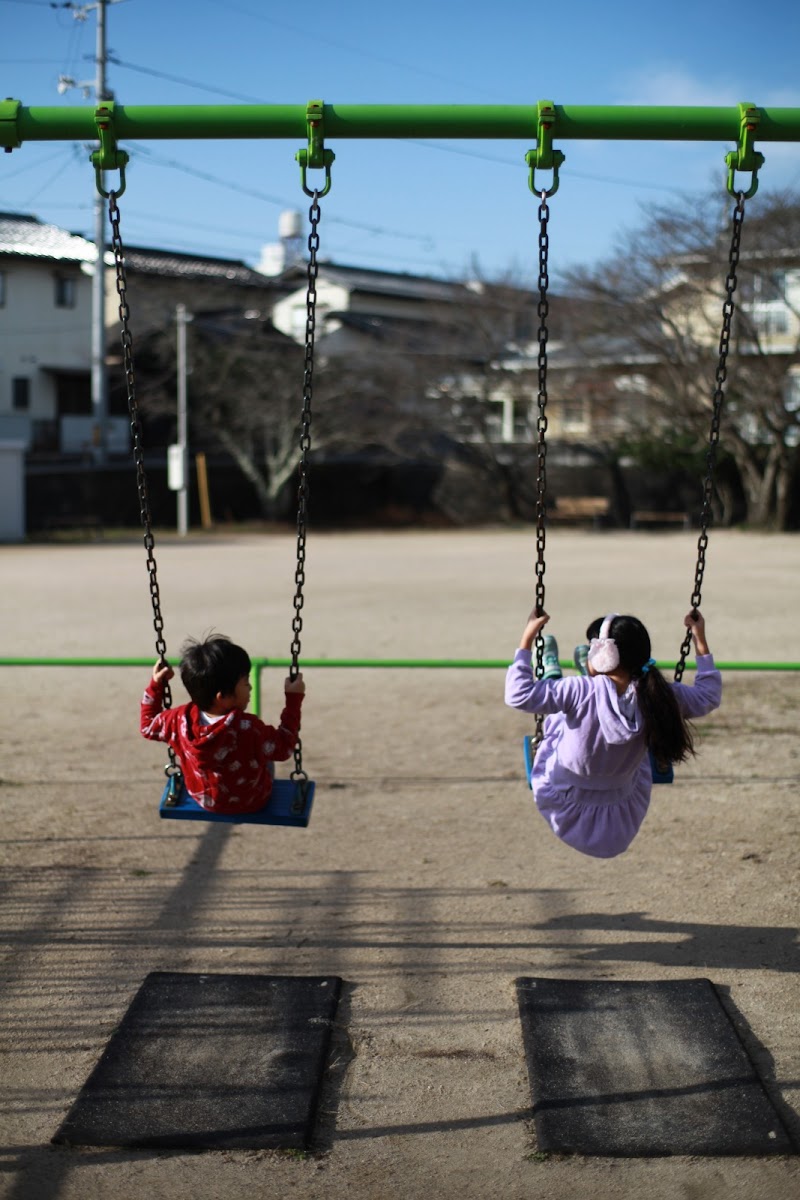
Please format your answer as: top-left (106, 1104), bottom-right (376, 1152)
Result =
top-left (541, 634), bottom-right (562, 679)
top-left (573, 643), bottom-right (590, 676)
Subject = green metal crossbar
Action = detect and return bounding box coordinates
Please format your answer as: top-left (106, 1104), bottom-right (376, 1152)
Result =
top-left (3, 102), bottom-right (800, 144)
top-left (2, 657), bottom-right (798, 720)
top-left (4, 97), bottom-right (790, 197)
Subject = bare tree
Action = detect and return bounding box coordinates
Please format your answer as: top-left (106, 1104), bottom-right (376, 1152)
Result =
top-left (563, 189), bottom-right (800, 529)
top-left (423, 279), bottom-right (543, 521)
top-left (141, 312), bottom-right (453, 521)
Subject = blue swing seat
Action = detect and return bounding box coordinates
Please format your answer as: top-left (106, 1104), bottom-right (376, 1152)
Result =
top-left (649, 751), bottom-right (674, 785)
top-left (523, 735), bottom-right (535, 790)
top-left (159, 777), bottom-right (315, 827)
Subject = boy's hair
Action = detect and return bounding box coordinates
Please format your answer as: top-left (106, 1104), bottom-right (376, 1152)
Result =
top-left (179, 634), bottom-right (251, 710)
top-left (586, 614), bottom-right (695, 765)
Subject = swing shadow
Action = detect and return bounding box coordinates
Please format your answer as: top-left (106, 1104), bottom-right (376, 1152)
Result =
top-left (4, 810), bottom-right (799, 1185)
top-left (534, 910), bottom-right (799, 975)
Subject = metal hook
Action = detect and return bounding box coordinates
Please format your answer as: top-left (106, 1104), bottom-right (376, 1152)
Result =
top-left (91, 103), bottom-right (129, 198)
top-left (296, 149), bottom-right (334, 197)
top-left (527, 155), bottom-right (562, 198)
top-left (296, 99), bottom-right (335, 197)
top-left (526, 100), bottom-right (565, 198)
top-left (724, 102), bottom-right (764, 199)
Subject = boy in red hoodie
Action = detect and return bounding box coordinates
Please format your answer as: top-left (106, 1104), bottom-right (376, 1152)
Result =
top-left (141, 634), bottom-right (305, 815)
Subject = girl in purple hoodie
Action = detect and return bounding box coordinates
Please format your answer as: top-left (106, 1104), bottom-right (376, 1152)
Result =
top-left (505, 609), bottom-right (721, 858)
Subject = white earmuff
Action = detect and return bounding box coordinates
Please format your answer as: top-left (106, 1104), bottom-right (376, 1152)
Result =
top-left (587, 612), bottom-right (620, 673)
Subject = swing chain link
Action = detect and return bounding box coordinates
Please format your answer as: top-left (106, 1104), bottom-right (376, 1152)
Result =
top-left (532, 189), bottom-right (551, 744)
top-left (108, 192), bottom-right (178, 776)
top-left (289, 192), bottom-right (321, 782)
top-left (675, 191), bottom-right (745, 682)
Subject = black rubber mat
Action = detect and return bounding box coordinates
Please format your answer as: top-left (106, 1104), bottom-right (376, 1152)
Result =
top-left (53, 972), bottom-right (342, 1150)
top-left (516, 977), bottom-right (794, 1156)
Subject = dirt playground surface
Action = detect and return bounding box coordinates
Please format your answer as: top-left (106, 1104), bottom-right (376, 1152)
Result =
top-left (1, 527), bottom-right (798, 1200)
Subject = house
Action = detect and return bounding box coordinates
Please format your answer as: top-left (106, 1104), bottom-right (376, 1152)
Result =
top-left (271, 262), bottom-right (484, 357)
top-left (0, 212), bottom-right (97, 453)
top-left (0, 212), bottom-right (286, 458)
top-left (109, 244), bottom-right (283, 338)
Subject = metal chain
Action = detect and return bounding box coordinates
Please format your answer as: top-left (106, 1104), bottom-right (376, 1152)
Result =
top-left (675, 192), bottom-right (746, 681)
top-left (532, 190), bottom-right (551, 743)
top-left (288, 192), bottom-right (320, 782)
top-left (108, 191), bottom-right (178, 776)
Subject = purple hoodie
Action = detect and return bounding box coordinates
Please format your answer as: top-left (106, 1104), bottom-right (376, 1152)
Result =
top-left (505, 650), bottom-right (722, 858)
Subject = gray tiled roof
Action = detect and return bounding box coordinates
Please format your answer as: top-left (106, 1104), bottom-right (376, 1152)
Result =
top-left (122, 246), bottom-right (270, 286)
top-left (281, 261), bottom-right (473, 302)
top-left (0, 213), bottom-right (274, 286)
top-left (0, 212), bottom-right (96, 263)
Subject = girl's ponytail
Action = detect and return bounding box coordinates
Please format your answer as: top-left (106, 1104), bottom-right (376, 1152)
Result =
top-left (635, 664), bottom-right (694, 765)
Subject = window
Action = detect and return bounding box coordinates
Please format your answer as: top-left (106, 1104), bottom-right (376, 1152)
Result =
top-left (743, 269), bottom-right (791, 337)
top-left (756, 308), bottom-right (789, 336)
top-left (55, 275), bottom-right (76, 308)
top-left (12, 377), bottom-right (30, 410)
top-left (785, 373), bottom-right (800, 415)
top-left (560, 398), bottom-right (588, 432)
top-left (745, 270), bottom-right (787, 303)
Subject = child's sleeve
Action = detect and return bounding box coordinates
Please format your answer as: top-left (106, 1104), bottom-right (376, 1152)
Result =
top-left (671, 653), bottom-right (722, 718)
top-left (141, 676), bottom-right (169, 742)
top-left (504, 648), bottom-right (586, 715)
top-left (256, 692), bottom-right (304, 761)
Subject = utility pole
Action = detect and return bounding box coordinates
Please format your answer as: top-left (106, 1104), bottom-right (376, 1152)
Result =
top-left (174, 304), bottom-right (192, 536)
top-left (58, 1), bottom-right (120, 463)
top-left (91, 0), bottom-right (110, 463)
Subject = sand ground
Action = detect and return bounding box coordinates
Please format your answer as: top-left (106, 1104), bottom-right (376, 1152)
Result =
top-left (0, 527), bottom-right (798, 1200)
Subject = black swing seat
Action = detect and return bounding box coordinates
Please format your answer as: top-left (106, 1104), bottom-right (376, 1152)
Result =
top-left (159, 777), bottom-right (315, 827)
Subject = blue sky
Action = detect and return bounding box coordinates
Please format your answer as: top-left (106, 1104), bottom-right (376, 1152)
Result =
top-left (3, 0), bottom-right (800, 282)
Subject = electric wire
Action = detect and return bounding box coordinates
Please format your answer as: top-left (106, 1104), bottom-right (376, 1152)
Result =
top-left (103, 54), bottom-right (265, 103)
top-left (20, 150), bottom-right (78, 206)
top-left (0, 145), bottom-right (75, 181)
top-left (129, 144), bottom-right (434, 244)
top-left (213, 1), bottom-right (507, 101)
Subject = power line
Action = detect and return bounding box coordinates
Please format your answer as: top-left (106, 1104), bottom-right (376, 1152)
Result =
top-left (215, 1), bottom-right (507, 101)
top-left (20, 146), bottom-right (80, 205)
top-left (130, 144), bottom-right (434, 244)
top-left (0, 145), bottom-right (75, 180)
top-left (103, 54), bottom-right (266, 103)
top-left (407, 139), bottom-right (682, 193)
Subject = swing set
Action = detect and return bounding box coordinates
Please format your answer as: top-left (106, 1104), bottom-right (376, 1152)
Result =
top-left (4, 97), bottom-right (797, 819)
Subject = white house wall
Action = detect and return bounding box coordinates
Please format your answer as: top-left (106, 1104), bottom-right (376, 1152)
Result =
top-left (272, 279), bottom-right (349, 341)
top-left (272, 277), bottom-right (459, 345)
top-left (0, 258), bottom-right (92, 426)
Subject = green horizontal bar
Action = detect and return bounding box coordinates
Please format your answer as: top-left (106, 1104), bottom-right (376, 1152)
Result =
top-left (8, 103), bottom-right (800, 144)
top-left (0, 657), bottom-right (798, 671)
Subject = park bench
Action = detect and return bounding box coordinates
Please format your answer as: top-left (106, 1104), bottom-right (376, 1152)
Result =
top-left (549, 496), bottom-right (610, 528)
top-left (630, 510), bottom-right (690, 530)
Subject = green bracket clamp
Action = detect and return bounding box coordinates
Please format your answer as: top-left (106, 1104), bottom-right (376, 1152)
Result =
top-left (526, 100), bottom-right (565, 197)
top-left (725, 102), bottom-right (765, 199)
top-left (90, 103), bottom-right (130, 198)
top-left (295, 99), bottom-right (334, 197)
top-left (0, 98), bottom-right (21, 153)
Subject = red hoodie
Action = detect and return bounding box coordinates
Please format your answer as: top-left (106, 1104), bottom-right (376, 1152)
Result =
top-left (141, 676), bottom-right (304, 815)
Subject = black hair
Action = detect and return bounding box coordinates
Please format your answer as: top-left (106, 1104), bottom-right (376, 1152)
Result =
top-left (179, 634), bottom-right (251, 710)
top-left (586, 614), bottom-right (695, 765)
